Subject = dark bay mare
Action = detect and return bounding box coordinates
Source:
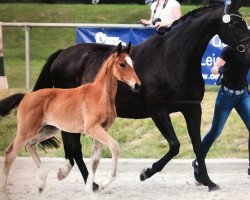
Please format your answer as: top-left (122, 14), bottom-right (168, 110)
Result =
top-left (1, 0), bottom-right (250, 192)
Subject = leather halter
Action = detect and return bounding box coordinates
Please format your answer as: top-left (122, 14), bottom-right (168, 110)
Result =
top-left (222, 5), bottom-right (250, 53)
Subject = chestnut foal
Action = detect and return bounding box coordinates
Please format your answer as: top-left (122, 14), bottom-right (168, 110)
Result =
top-left (0, 42), bottom-right (141, 193)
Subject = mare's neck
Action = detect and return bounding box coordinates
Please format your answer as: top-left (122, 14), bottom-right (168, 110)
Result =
top-left (94, 56), bottom-right (118, 102)
top-left (163, 5), bottom-right (223, 64)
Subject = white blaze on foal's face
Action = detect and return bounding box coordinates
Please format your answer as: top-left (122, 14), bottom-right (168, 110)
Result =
top-left (124, 55), bottom-right (138, 89)
top-left (125, 56), bottom-right (134, 68)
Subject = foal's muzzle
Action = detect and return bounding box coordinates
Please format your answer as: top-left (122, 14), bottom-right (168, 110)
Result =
top-left (131, 83), bottom-right (141, 92)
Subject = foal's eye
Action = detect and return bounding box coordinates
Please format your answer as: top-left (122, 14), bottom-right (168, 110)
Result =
top-left (119, 63), bottom-right (125, 68)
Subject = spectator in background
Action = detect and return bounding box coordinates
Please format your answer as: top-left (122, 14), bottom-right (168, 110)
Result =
top-left (139, 0), bottom-right (181, 30)
top-left (192, 46), bottom-right (250, 181)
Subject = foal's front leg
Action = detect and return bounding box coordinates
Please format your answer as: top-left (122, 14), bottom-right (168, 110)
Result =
top-left (86, 125), bottom-right (120, 190)
top-left (85, 139), bottom-right (103, 192)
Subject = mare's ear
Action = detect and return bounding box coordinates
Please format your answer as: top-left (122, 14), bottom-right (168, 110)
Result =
top-left (229, 0), bottom-right (242, 11)
top-left (116, 42), bottom-right (123, 55)
top-left (124, 42), bottom-right (131, 54)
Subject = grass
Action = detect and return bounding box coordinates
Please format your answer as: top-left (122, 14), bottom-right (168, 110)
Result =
top-left (0, 89), bottom-right (248, 159)
top-left (0, 4), bottom-right (249, 159)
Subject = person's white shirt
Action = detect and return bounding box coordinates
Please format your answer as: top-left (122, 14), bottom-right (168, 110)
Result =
top-left (139, 0), bottom-right (181, 28)
top-left (151, 0), bottom-right (180, 24)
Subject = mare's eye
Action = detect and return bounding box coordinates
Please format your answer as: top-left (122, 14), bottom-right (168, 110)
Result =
top-left (119, 63), bottom-right (125, 68)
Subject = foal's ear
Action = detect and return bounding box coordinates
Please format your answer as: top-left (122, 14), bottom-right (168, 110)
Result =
top-left (116, 42), bottom-right (123, 55)
top-left (124, 42), bottom-right (132, 54)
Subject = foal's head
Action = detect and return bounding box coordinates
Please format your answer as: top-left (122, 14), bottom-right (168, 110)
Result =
top-left (112, 42), bottom-right (141, 92)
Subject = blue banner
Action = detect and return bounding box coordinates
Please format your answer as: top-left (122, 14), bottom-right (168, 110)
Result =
top-left (76, 27), bottom-right (250, 85)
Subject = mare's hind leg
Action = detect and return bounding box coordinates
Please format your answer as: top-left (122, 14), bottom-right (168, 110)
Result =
top-left (25, 125), bottom-right (58, 193)
top-left (0, 135), bottom-right (28, 191)
top-left (86, 125), bottom-right (120, 190)
top-left (140, 107), bottom-right (180, 181)
top-left (85, 139), bottom-right (103, 191)
top-left (182, 104), bottom-right (219, 191)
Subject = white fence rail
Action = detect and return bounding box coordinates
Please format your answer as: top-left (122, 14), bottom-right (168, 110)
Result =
top-left (0, 22), bottom-right (144, 89)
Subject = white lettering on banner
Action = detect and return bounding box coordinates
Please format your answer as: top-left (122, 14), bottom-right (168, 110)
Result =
top-left (211, 35), bottom-right (227, 48)
top-left (201, 53), bottom-right (217, 67)
top-left (202, 74), bottom-right (208, 79)
top-left (95, 32), bottom-right (126, 46)
top-left (202, 74), bottom-right (220, 80)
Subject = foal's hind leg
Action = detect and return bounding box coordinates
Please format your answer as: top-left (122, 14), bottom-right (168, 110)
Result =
top-left (86, 125), bottom-right (120, 190)
top-left (25, 144), bottom-right (47, 193)
top-left (85, 139), bottom-right (103, 192)
top-left (0, 135), bottom-right (28, 191)
top-left (25, 125), bottom-right (59, 193)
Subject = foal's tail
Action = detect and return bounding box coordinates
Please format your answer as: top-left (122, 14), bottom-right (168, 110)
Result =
top-left (32, 49), bottom-right (63, 91)
top-left (0, 93), bottom-right (25, 116)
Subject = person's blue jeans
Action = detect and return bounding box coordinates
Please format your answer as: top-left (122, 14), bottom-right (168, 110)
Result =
top-left (201, 86), bottom-right (250, 164)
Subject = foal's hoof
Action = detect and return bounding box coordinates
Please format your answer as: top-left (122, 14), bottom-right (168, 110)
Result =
top-left (38, 186), bottom-right (45, 193)
top-left (208, 184), bottom-right (220, 192)
top-left (0, 185), bottom-right (6, 192)
top-left (57, 168), bottom-right (66, 181)
top-left (140, 168), bottom-right (148, 181)
top-left (93, 182), bottom-right (99, 192)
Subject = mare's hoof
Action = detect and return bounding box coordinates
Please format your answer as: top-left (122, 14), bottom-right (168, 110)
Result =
top-left (140, 169), bottom-right (148, 181)
top-left (93, 182), bottom-right (99, 192)
top-left (208, 184), bottom-right (220, 192)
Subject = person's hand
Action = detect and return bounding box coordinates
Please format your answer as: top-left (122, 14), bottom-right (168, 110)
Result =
top-left (155, 20), bottom-right (172, 28)
top-left (138, 19), bottom-right (150, 26)
top-left (155, 21), bottom-right (164, 28)
top-left (218, 66), bottom-right (225, 74)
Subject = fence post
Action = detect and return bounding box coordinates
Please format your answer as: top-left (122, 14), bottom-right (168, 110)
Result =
top-left (0, 22), bottom-right (8, 89)
top-left (24, 25), bottom-right (30, 89)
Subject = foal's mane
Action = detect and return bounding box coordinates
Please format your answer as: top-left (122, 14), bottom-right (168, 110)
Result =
top-left (94, 52), bottom-right (117, 82)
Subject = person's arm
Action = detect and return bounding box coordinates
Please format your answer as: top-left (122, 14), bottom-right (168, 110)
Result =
top-left (139, 3), bottom-right (155, 26)
top-left (211, 57), bottom-right (226, 75)
top-left (155, 5), bottom-right (181, 28)
top-left (172, 6), bottom-right (182, 20)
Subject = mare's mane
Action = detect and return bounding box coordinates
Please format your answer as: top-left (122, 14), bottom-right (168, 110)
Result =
top-left (165, 4), bottom-right (222, 32)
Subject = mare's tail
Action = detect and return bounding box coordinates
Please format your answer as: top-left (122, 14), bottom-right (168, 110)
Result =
top-left (0, 50), bottom-right (63, 149)
top-left (32, 49), bottom-right (63, 149)
top-left (33, 49), bottom-right (63, 91)
top-left (0, 93), bottom-right (25, 116)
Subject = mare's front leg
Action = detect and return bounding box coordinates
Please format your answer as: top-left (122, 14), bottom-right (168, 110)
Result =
top-left (140, 106), bottom-right (180, 181)
top-left (58, 131), bottom-right (99, 191)
top-left (182, 104), bottom-right (219, 191)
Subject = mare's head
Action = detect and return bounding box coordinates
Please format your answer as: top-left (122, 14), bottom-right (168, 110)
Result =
top-left (217, 0), bottom-right (250, 59)
top-left (112, 42), bottom-right (141, 92)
